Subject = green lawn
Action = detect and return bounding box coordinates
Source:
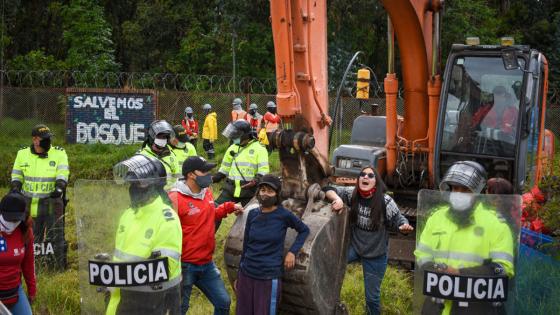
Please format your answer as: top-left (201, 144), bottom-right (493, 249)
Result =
top-left (0, 119), bottom-right (412, 314)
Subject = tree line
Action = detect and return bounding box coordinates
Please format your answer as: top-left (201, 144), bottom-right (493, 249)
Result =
top-left (1, 0), bottom-right (559, 88)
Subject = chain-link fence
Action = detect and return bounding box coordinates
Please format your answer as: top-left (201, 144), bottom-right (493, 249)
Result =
top-left (0, 70), bottom-right (559, 145)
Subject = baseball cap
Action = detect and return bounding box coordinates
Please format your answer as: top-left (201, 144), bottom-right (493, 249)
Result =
top-left (257, 174), bottom-right (282, 193)
top-left (182, 156), bottom-right (216, 175)
top-left (31, 124), bottom-right (53, 139)
top-left (173, 125), bottom-right (190, 143)
top-left (0, 193), bottom-right (27, 221)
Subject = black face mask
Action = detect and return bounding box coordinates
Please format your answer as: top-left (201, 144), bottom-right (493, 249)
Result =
top-left (187, 114), bottom-right (193, 119)
top-left (257, 194), bottom-right (277, 208)
top-left (249, 109), bottom-right (256, 115)
top-left (39, 138), bottom-right (51, 152)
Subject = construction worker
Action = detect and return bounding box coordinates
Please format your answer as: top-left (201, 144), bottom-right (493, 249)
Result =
top-left (245, 103), bottom-right (262, 135)
top-left (201, 103), bottom-right (217, 160)
top-left (231, 98), bottom-right (246, 121)
top-left (262, 101), bottom-right (282, 152)
top-left (213, 119), bottom-right (269, 207)
top-left (107, 154), bottom-right (182, 314)
top-left (11, 124), bottom-right (69, 269)
top-left (181, 106), bottom-right (199, 146)
top-left (414, 161), bottom-right (515, 315)
top-left (170, 125), bottom-right (197, 170)
top-left (139, 120), bottom-right (181, 178)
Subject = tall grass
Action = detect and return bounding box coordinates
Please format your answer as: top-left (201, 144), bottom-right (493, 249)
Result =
top-left (0, 121), bottom-right (413, 314)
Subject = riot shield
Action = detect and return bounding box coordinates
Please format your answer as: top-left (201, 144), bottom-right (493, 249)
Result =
top-left (74, 179), bottom-right (180, 315)
top-left (32, 196), bottom-right (67, 270)
top-left (414, 189), bottom-right (521, 315)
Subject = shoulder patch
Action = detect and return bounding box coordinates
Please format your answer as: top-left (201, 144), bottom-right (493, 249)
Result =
top-left (54, 146), bottom-right (65, 151)
top-left (162, 208), bottom-right (175, 221)
top-left (19, 146), bottom-right (29, 150)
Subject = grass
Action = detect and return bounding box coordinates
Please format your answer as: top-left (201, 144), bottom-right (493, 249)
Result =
top-left (0, 120), bottom-right (413, 314)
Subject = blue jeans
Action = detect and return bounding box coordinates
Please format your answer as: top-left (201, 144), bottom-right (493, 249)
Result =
top-left (347, 245), bottom-right (388, 315)
top-left (8, 286), bottom-right (32, 315)
top-left (181, 261), bottom-right (231, 315)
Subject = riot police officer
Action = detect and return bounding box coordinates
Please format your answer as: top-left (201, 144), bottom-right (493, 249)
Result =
top-left (107, 154), bottom-right (182, 315)
top-left (139, 120), bottom-right (181, 178)
top-left (11, 124), bottom-right (69, 269)
top-left (170, 125), bottom-right (197, 170)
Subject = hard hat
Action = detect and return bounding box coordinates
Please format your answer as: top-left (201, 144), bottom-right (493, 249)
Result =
top-left (439, 161), bottom-right (487, 194)
top-left (249, 103), bottom-right (258, 110)
top-left (203, 103), bottom-right (212, 111)
top-left (232, 98), bottom-right (242, 106)
top-left (185, 107), bottom-right (193, 115)
top-left (222, 119), bottom-right (252, 140)
top-left (147, 120), bottom-right (174, 141)
top-left (266, 101), bottom-right (276, 108)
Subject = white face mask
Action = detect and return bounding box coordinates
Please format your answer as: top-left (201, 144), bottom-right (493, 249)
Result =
top-left (154, 138), bottom-right (167, 147)
top-left (0, 215), bottom-right (21, 234)
top-left (449, 192), bottom-right (474, 212)
top-left (176, 142), bottom-right (186, 149)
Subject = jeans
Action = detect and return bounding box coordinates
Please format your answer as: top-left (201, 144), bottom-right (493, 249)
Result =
top-left (8, 286), bottom-right (32, 315)
top-left (181, 261), bottom-right (230, 315)
top-left (347, 244), bottom-right (388, 315)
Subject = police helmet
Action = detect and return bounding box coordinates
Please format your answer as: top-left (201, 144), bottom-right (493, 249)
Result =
top-left (232, 98), bottom-right (242, 107)
top-left (203, 103), bottom-right (212, 111)
top-left (148, 120), bottom-right (174, 142)
top-left (172, 125), bottom-right (190, 143)
top-left (249, 103), bottom-right (258, 110)
top-left (113, 154), bottom-right (167, 185)
top-left (266, 101), bottom-right (276, 108)
top-left (222, 119), bottom-right (252, 140)
top-left (439, 161), bottom-right (487, 194)
top-left (185, 107), bottom-right (193, 115)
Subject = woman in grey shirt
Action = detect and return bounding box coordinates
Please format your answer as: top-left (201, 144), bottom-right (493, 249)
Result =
top-left (325, 166), bottom-right (413, 315)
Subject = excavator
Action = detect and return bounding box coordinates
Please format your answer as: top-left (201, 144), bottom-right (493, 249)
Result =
top-left (223, 0), bottom-right (554, 313)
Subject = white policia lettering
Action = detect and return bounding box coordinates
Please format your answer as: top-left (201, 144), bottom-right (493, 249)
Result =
top-left (89, 260), bottom-right (169, 286)
top-left (34, 242), bottom-right (54, 256)
top-left (425, 272), bottom-right (506, 301)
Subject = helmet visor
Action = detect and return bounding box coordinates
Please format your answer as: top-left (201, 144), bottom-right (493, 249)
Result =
top-left (222, 123), bottom-right (243, 140)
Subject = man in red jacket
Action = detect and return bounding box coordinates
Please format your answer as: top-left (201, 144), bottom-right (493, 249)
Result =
top-left (168, 156), bottom-right (242, 315)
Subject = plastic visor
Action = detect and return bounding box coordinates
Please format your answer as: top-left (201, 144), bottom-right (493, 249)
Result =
top-left (413, 189), bottom-right (522, 314)
top-left (222, 122), bottom-right (242, 139)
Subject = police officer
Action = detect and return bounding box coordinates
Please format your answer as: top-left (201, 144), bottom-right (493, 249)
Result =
top-left (139, 120), bottom-right (181, 178)
top-left (108, 154), bottom-right (182, 315)
top-left (213, 120), bottom-right (269, 207)
top-left (414, 161), bottom-right (515, 315)
top-left (11, 124), bottom-right (69, 269)
top-left (170, 125), bottom-right (197, 170)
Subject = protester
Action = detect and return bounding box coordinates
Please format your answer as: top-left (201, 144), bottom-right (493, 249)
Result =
top-left (0, 193), bottom-right (36, 315)
top-left (168, 156), bottom-right (243, 315)
top-left (236, 174), bottom-right (309, 315)
top-left (202, 103), bottom-right (217, 160)
top-left (324, 166), bottom-right (413, 315)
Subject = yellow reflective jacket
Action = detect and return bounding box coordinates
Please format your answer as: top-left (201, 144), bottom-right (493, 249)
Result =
top-left (11, 146), bottom-right (69, 217)
top-left (170, 143), bottom-right (197, 172)
top-left (202, 112), bottom-right (217, 141)
top-left (106, 196), bottom-right (182, 315)
top-left (139, 146), bottom-right (181, 178)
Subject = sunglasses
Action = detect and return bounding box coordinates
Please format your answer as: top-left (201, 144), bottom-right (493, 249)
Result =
top-left (360, 172), bottom-right (375, 179)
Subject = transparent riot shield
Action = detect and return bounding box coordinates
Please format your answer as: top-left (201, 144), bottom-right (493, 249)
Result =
top-left (414, 189), bottom-right (521, 315)
top-left (74, 179), bottom-right (181, 315)
top-left (33, 196), bottom-right (67, 271)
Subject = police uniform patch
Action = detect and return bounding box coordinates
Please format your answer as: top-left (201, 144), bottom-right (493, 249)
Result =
top-left (118, 225), bottom-right (125, 233)
top-left (474, 226), bottom-right (484, 237)
top-left (49, 161), bottom-right (56, 167)
top-left (145, 228), bottom-right (154, 239)
top-left (249, 149), bottom-right (254, 154)
top-left (163, 209), bottom-right (175, 221)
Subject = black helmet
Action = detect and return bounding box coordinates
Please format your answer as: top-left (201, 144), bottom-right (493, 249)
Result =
top-left (172, 125), bottom-right (189, 143)
top-left (222, 119), bottom-right (252, 141)
top-left (113, 154), bottom-right (167, 184)
top-left (147, 120), bottom-right (174, 143)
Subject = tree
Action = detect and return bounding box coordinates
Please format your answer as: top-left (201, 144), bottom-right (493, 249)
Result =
top-left (61, 0), bottom-right (119, 72)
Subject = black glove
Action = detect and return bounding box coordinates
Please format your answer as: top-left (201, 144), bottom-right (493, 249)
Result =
top-left (212, 173), bottom-right (226, 183)
top-left (50, 180), bottom-right (67, 198)
top-left (10, 181), bottom-right (22, 194)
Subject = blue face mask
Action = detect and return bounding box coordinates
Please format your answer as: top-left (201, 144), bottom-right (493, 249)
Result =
top-left (233, 138), bottom-right (241, 145)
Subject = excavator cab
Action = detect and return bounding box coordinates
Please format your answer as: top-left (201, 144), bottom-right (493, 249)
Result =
top-left (434, 43), bottom-right (553, 192)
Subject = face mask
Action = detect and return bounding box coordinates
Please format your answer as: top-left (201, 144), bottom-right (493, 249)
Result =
top-left (129, 185), bottom-right (154, 207)
top-left (194, 174), bottom-right (212, 189)
top-left (154, 138), bottom-right (167, 148)
top-left (0, 215), bottom-right (21, 234)
top-left (268, 108), bottom-right (276, 114)
top-left (187, 114), bottom-right (193, 119)
top-left (233, 105), bottom-right (241, 111)
top-left (176, 142), bottom-right (186, 149)
top-left (233, 138), bottom-right (241, 145)
top-left (449, 192), bottom-right (474, 212)
top-left (257, 194), bottom-right (277, 208)
top-left (249, 109), bottom-right (256, 115)
top-left (39, 138), bottom-right (51, 152)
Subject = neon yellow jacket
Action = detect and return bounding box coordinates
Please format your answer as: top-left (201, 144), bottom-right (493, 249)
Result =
top-left (106, 196), bottom-right (182, 315)
top-left (170, 143), bottom-right (197, 171)
top-left (139, 146), bottom-right (181, 178)
top-left (11, 146), bottom-right (69, 217)
top-left (218, 140), bottom-right (269, 197)
top-left (202, 112), bottom-right (217, 141)
top-left (414, 203), bottom-right (515, 315)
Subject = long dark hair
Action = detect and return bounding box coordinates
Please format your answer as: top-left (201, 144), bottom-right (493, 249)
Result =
top-left (350, 166), bottom-right (387, 230)
top-left (18, 215), bottom-right (33, 245)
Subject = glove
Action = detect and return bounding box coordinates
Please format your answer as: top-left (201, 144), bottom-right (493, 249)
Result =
top-left (212, 173), bottom-right (226, 183)
top-left (50, 180), bottom-right (67, 198)
top-left (10, 181), bottom-right (22, 194)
